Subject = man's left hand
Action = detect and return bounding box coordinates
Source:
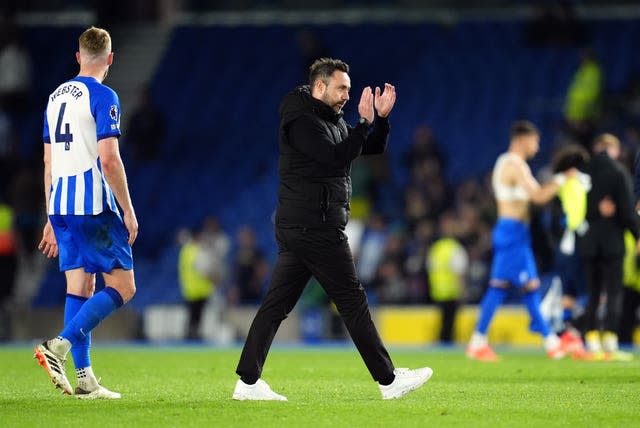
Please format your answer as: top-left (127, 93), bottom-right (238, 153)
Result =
top-left (374, 83), bottom-right (396, 118)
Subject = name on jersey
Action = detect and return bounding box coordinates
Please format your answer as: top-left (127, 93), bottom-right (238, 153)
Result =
top-left (50, 84), bottom-right (83, 102)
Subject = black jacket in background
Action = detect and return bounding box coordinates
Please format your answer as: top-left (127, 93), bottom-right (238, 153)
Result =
top-left (578, 151), bottom-right (639, 259)
top-left (275, 85), bottom-right (390, 229)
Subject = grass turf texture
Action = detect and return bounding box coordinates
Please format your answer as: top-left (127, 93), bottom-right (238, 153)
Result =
top-left (1, 345), bottom-right (639, 427)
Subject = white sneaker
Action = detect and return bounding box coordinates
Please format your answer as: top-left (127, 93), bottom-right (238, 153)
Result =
top-left (379, 367), bottom-right (433, 400)
top-left (232, 379), bottom-right (287, 401)
top-left (33, 341), bottom-right (73, 395)
top-left (75, 385), bottom-right (122, 400)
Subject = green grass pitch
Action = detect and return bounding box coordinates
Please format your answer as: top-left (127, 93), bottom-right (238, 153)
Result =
top-left (1, 345), bottom-right (639, 427)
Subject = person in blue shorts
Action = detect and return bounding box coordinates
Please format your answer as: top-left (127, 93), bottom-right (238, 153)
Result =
top-left (466, 120), bottom-right (575, 361)
top-left (33, 26), bottom-right (138, 399)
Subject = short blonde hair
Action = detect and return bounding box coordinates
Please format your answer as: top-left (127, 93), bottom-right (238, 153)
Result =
top-left (594, 133), bottom-right (620, 148)
top-left (79, 26), bottom-right (111, 58)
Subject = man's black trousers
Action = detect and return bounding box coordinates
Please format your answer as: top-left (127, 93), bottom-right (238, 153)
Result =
top-left (582, 256), bottom-right (623, 333)
top-left (236, 226), bottom-right (395, 382)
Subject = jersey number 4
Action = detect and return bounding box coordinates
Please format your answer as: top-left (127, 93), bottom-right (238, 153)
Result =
top-left (55, 102), bottom-right (74, 151)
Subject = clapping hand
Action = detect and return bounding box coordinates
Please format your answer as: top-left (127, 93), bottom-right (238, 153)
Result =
top-left (358, 86), bottom-right (374, 123)
top-left (374, 83), bottom-right (396, 118)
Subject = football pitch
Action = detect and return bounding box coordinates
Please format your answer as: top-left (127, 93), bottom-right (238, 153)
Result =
top-left (2, 344), bottom-right (639, 427)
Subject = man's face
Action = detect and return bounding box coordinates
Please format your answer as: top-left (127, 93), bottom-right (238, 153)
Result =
top-left (318, 70), bottom-right (351, 113)
top-left (522, 134), bottom-right (540, 159)
top-left (606, 145), bottom-right (620, 160)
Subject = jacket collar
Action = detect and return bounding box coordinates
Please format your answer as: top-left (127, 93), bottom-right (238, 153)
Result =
top-left (309, 95), bottom-right (343, 124)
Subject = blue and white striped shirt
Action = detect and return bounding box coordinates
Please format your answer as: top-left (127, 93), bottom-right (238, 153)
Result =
top-left (43, 76), bottom-right (121, 216)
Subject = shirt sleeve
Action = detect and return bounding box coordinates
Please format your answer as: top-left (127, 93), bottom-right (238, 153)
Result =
top-left (287, 114), bottom-right (369, 167)
top-left (43, 108), bottom-right (50, 144)
top-left (93, 87), bottom-right (122, 141)
top-left (360, 116), bottom-right (390, 155)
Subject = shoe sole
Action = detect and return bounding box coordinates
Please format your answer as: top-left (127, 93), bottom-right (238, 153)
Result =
top-left (232, 394), bottom-right (287, 401)
top-left (33, 346), bottom-right (73, 395)
top-left (76, 392), bottom-right (122, 400)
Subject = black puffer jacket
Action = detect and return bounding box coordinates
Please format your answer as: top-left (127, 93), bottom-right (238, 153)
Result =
top-left (275, 85), bottom-right (390, 229)
top-left (578, 151), bottom-right (639, 258)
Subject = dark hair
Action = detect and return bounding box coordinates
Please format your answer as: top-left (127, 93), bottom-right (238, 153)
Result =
top-left (309, 58), bottom-right (349, 87)
top-left (510, 120), bottom-right (539, 139)
top-left (551, 144), bottom-right (590, 173)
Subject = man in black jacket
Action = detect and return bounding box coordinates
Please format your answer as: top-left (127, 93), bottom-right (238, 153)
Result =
top-left (578, 133), bottom-right (638, 360)
top-left (233, 58), bottom-right (432, 401)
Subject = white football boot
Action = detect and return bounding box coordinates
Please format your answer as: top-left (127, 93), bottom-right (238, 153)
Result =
top-left (33, 340), bottom-right (73, 395)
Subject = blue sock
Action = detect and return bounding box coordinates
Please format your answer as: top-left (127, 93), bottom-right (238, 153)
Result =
top-left (60, 287), bottom-right (124, 346)
top-left (523, 290), bottom-right (551, 337)
top-left (65, 294), bottom-right (91, 369)
top-left (476, 287), bottom-right (507, 334)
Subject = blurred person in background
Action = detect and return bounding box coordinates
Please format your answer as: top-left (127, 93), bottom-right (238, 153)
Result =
top-left (577, 133), bottom-right (637, 361)
top-left (199, 216), bottom-right (230, 285)
top-left (34, 26), bottom-right (137, 399)
top-left (233, 58), bottom-right (432, 401)
top-left (428, 211), bottom-right (468, 344)
top-left (124, 85), bottom-right (165, 162)
top-left (9, 163), bottom-right (42, 258)
top-left (404, 125), bottom-right (445, 174)
top-left (372, 232), bottom-right (408, 304)
top-left (227, 225), bottom-right (270, 305)
top-left (0, 18), bottom-right (31, 116)
top-left (547, 144), bottom-right (591, 357)
top-left (177, 227), bottom-right (214, 341)
top-left (0, 107), bottom-right (18, 197)
top-left (403, 218), bottom-right (434, 303)
top-left (404, 186), bottom-right (431, 231)
top-left (356, 212), bottom-right (389, 288)
top-left (467, 120), bottom-right (575, 361)
top-left (564, 49), bottom-right (602, 149)
top-left (0, 201), bottom-right (17, 340)
top-left (620, 230), bottom-right (640, 347)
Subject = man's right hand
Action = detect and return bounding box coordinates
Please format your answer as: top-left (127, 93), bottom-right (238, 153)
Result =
top-left (599, 196), bottom-right (616, 218)
top-left (38, 220), bottom-right (58, 258)
top-left (358, 86), bottom-right (374, 123)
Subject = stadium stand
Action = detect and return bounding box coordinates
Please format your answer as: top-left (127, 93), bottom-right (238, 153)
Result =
top-left (26, 19), bottom-right (640, 317)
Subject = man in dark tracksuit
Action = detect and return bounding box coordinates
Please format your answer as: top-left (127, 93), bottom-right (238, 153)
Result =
top-left (233, 58), bottom-right (432, 401)
top-left (578, 133), bottom-right (638, 360)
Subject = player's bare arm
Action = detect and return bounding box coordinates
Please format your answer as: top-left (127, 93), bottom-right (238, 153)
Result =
top-left (98, 137), bottom-right (138, 245)
top-left (510, 156), bottom-right (575, 205)
top-left (38, 143), bottom-right (58, 258)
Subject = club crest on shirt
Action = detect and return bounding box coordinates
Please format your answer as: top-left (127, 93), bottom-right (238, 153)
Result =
top-left (110, 105), bottom-right (119, 121)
